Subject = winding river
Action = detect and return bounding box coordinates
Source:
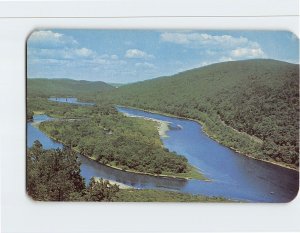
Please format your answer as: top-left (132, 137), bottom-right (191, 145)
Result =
top-left (27, 98), bottom-right (299, 202)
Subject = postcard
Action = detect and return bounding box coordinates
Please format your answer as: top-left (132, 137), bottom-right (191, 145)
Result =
top-left (26, 29), bottom-right (299, 203)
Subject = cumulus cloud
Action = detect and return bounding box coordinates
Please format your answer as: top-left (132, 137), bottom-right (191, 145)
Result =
top-left (160, 32), bottom-right (266, 61)
top-left (28, 30), bottom-right (78, 48)
top-left (160, 32), bottom-right (251, 48)
top-left (27, 30), bottom-right (125, 70)
top-left (230, 47), bottom-right (264, 58)
top-left (74, 48), bottom-right (95, 57)
top-left (125, 49), bottom-right (154, 59)
top-left (29, 47), bottom-right (96, 61)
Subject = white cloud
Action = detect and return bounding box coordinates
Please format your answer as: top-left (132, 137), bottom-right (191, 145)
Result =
top-left (160, 32), bottom-right (251, 48)
top-left (28, 30), bottom-right (78, 48)
top-left (199, 57), bottom-right (235, 67)
top-left (29, 30), bottom-right (63, 42)
top-left (28, 58), bottom-right (69, 65)
top-left (89, 58), bottom-right (110, 65)
top-left (160, 32), bottom-right (266, 61)
top-left (27, 30), bottom-right (124, 71)
top-left (74, 48), bottom-right (95, 57)
top-left (111, 54), bottom-right (119, 60)
top-left (125, 49), bottom-right (154, 59)
top-left (230, 47), bottom-right (265, 58)
top-left (135, 62), bottom-right (156, 69)
top-left (29, 47), bottom-right (96, 60)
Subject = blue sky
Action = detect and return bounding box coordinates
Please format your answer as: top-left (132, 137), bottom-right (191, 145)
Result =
top-left (27, 30), bottom-right (299, 83)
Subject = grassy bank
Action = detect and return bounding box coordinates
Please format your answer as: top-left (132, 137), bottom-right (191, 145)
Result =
top-left (114, 189), bottom-right (232, 202)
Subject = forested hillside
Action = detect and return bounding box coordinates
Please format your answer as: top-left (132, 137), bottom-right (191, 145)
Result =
top-left (100, 59), bottom-right (299, 168)
top-left (27, 78), bottom-right (114, 100)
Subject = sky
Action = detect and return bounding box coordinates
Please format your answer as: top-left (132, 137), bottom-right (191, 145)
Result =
top-left (27, 30), bottom-right (299, 83)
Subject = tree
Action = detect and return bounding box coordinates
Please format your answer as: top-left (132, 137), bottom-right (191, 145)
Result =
top-left (85, 178), bottom-right (120, 201)
top-left (27, 141), bottom-right (120, 201)
top-left (27, 141), bottom-right (85, 201)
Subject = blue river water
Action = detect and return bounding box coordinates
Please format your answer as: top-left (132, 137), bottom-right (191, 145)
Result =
top-left (27, 100), bottom-right (299, 202)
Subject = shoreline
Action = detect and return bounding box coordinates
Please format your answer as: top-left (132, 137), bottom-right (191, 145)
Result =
top-left (116, 105), bottom-right (299, 172)
top-left (122, 112), bottom-right (170, 138)
top-left (93, 177), bottom-right (132, 189)
top-left (82, 152), bottom-right (207, 181)
top-left (30, 119), bottom-right (207, 181)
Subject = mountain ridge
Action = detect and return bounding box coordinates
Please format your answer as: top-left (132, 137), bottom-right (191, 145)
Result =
top-left (102, 59), bottom-right (299, 168)
top-left (27, 78), bottom-right (115, 101)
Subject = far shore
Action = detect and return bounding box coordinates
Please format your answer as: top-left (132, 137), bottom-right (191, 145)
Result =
top-left (116, 105), bottom-right (299, 172)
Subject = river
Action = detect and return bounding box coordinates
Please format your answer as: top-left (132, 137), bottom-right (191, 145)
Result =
top-left (26, 98), bottom-right (299, 202)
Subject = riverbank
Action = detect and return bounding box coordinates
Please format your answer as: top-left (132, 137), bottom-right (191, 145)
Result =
top-left (85, 150), bottom-right (204, 180)
top-left (93, 177), bottom-right (132, 189)
top-left (30, 117), bottom-right (207, 181)
top-left (114, 189), bottom-right (234, 202)
top-left (122, 112), bottom-right (170, 138)
top-left (117, 105), bottom-right (299, 172)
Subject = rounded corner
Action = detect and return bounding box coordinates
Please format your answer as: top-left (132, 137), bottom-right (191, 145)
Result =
top-left (25, 190), bottom-right (40, 202)
top-left (284, 186), bottom-right (300, 204)
top-left (26, 29), bottom-right (41, 47)
top-left (284, 30), bottom-right (299, 41)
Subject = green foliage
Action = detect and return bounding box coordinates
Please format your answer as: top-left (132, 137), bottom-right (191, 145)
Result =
top-left (27, 141), bottom-right (86, 201)
top-left (27, 96), bottom-right (115, 119)
top-left (27, 78), bottom-right (115, 101)
top-left (85, 178), bottom-right (119, 201)
top-left (27, 141), bottom-right (120, 201)
top-left (114, 189), bottom-right (230, 202)
top-left (27, 79), bottom-right (201, 178)
top-left (39, 111), bottom-right (191, 176)
top-left (99, 59), bottom-right (299, 168)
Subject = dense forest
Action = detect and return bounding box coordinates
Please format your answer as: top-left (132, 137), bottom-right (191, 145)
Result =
top-left (27, 141), bottom-right (120, 201)
top-left (114, 189), bottom-right (229, 202)
top-left (97, 59), bottom-right (299, 168)
top-left (27, 141), bottom-right (215, 201)
top-left (27, 96), bottom-right (113, 119)
top-left (39, 113), bottom-right (193, 176)
top-left (27, 58), bottom-right (299, 201)
top-left (27, 96), bottom-right (203, 179)
top-left (27, 78), bottom-right (114, 101)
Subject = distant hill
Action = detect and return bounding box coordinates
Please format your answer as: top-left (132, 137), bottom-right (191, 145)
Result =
top-left (103, 59), bottom-right (299, 168)
top-left (27, 78), bottom-right (114, 100)
top-left (107, 83), bottom-right (126, 88)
